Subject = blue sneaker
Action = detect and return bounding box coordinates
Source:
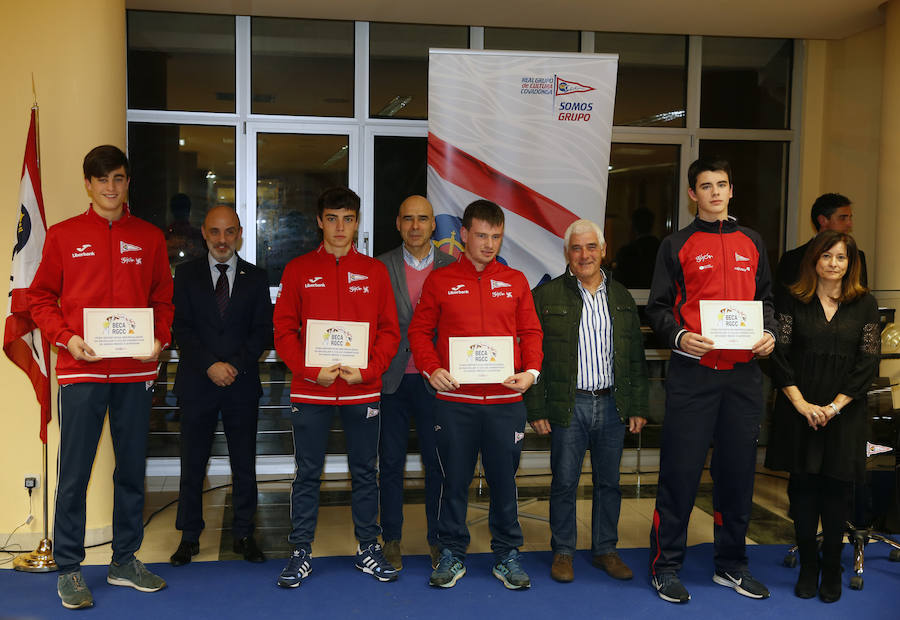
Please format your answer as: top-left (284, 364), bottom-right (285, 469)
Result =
top-left (652, 572), bottom-right (690, 603)
top-left (430, 548), bottom-right (466, 588)
top-left (355, 543), bottom-right (399, 582)
top-left (277, 548), bottom-right (312, 588)
top-left (492, 549), bottom-right (530, 590)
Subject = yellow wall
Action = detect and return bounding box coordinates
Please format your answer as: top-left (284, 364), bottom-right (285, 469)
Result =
top-left (796, 26), bottom-right (884, 266)
top-left (0, 0), bottom-right (126, 546)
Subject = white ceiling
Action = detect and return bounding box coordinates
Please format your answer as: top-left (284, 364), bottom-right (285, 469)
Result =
top-left (126, 0), bottom-right (887, 40)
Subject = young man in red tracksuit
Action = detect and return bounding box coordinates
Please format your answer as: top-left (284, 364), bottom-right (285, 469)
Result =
top-left (273, 187), bottom-right (401, 588)
top-left (646, 158), bottom-right (776, 604)
top-left (408, 200), bottom-right (543, 590)
top-left (28, 146), bottom-right (174, 610)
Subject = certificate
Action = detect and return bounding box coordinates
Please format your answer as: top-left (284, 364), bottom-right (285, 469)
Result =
top-left (448, 336), bottom-right (514, 384)
top-left (699, 300), bottom-right (763, 350)
top-left (305, 319), bottom-right (369, 369)
top-left (83, 308), bottom-right (154, 358)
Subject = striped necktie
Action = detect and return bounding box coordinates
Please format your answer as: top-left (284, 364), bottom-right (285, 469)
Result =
top-left (215, 263), bottom-right (230, 317)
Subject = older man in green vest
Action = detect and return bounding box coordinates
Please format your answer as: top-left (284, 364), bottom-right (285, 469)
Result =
top-left (526, 218), bottom-right (650, 583)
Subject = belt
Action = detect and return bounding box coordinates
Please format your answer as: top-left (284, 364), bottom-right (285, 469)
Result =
top-left (576, 388), bottom-right (610, 397)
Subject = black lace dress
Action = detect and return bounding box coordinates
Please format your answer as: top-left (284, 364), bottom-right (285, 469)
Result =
top-left (764, 293), bottom-right (881, 481)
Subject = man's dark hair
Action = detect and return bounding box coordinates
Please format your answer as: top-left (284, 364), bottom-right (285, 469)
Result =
top-left (687, 157), bottom-right (732, 190)
top-left (83, 145), bottom-right (129, 180)
top-left (810, 193), bottom-right (852, 232)
top-left (317, 187), bottom-right (360, 218)
top-left (461, 200), bottom-right (504, 230)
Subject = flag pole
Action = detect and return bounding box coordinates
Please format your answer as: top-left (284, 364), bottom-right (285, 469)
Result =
top-left (13, 99), bottom-right (57, 573)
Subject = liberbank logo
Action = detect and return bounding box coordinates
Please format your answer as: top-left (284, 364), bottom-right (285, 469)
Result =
top-left (520, 74), bottom-right (596, 123)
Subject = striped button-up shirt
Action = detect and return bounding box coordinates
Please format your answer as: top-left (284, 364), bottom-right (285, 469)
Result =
top-left (575, 274), bottom-right (614, 390)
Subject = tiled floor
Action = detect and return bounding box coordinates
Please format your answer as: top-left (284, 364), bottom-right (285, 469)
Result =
top-left (74, 457), bottom-right (794, 567)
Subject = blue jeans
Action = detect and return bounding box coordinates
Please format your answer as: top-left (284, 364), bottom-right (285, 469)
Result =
top-left (288, 402), bottom-right (382, 552)
top-left (379, 373), bottom-right (441, 544)
top-left (550, 391), bottom-right (625, 557)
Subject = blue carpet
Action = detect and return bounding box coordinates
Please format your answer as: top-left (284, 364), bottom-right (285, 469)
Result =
top-left (1, 544), bottom-right (897, 619)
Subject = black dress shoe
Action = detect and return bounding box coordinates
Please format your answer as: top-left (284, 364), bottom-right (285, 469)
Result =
top-left (170, 540), bottom-right (199, 567)
top-left (234, 536), bottom-right (266, 563)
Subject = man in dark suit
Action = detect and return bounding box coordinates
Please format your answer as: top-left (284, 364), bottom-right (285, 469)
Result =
top-left (169, 205), bottom-right (273, 566)
top-left (376, 195), bottom-right (454, 570)
top-left (775, 193), bottom-right (868, 311)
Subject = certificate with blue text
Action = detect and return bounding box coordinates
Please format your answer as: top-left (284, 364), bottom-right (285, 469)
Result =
top-left (699, 300), bottom-right (763, 350)
top-left (83, 308), bottom-right (154, 358)
top-left (448, 336), bottom-right (514, 384)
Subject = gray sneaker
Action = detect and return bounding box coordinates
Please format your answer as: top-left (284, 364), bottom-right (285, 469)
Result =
top-left (107, 557), bottom-right (167, 592)
top-left (58, 571), bottom-right (93, 609)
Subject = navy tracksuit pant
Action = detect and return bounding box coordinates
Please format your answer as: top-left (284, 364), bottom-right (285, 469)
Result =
top-left (55, 382), bottom-right (153, 574)
top-left (287, 402), bottom-right (382, 553)
top-left (649, 353), bottom-right (762, 575)
top-left (434, 399), bottom-right (526, 560)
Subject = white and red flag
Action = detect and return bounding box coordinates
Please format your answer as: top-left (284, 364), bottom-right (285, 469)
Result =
top-left (4, 108), bottom-right (51, 442)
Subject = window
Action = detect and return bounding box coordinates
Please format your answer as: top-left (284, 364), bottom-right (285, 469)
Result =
top-left (369, 23), bottom-right (468, 120)
top-left (127, 123), bottom-right (236, 270)
top-left (595, 33), bottom-right (687, 128)
top-left (251, 17), bottom-right (355, 117)
top-left (127, 11), bottom-right (236, 112)
top-left (701, 37), bottom-right (793, 129)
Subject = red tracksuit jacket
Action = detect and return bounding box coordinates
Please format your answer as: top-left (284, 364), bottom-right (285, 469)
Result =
top-left (646, 216), bottom-right (776, 370)
top-left (273, 244), bottom-right (400, 405)
top-left (27, 206), bottom-right (174, 384)
top-left (408, 254), bottom-right (543, 403)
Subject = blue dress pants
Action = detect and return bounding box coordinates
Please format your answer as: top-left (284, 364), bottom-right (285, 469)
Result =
top-left (379, 373), bottom-right (441, 545)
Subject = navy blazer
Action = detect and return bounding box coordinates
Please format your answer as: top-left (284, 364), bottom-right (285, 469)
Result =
top-left (172, 255), bottom-right (273, 403)
top-left (377, 245), bottom-right (455, 394)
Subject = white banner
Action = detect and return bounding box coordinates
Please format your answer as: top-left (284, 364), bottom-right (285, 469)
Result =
top-left (428, 49), bottom-right (618, 287)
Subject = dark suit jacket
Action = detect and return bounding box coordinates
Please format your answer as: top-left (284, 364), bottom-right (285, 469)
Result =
top-left (173, 255), bottom-right (273, 403)
top-left (775, 239), bottom-right (868, 312)
top-left (377, 246), bottom-right (455, 394)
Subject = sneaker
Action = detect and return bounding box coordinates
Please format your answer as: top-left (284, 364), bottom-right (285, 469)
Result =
top-left (712, 568), bottom-right (770, 599)
top-left (652, 572), bottom-right (690, 603)
top-left (492, 549), bottom-right (531, 590)
top-left (430, 548), bottom-right (466, 588)
top-left (277, 548), bottom-right (312, 588)
top-left (382, 539), bottom-right (402, 571)
top-left (429, 544), bottom-right (441, 569)
top-left (355, 543), bottom-right (399, 582)
top-left (107, 558), bottom-right (166, 592)
top-left (58, 571), bottom-right (93, 609)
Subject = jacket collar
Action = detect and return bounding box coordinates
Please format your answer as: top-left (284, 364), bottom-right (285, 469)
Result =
top-left (315, 242), bottom-right (359, 260)
top-left (692, 215), bottom-right (738, 233)
top-left (456, 252), bottom-right (500, 276)
top-left (563, 266), bottom-right (609, 293)
top-left (84, 203), bottom-right (132, 227)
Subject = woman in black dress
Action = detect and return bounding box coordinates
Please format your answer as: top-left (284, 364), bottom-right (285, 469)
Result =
top-left (765, 230), bottom-right (880, 603)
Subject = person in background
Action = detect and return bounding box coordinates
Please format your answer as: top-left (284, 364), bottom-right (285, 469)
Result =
top-left (376, 195), bottom-right (454, 570)
top-left (169, 206), bottom-right (272, 567)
